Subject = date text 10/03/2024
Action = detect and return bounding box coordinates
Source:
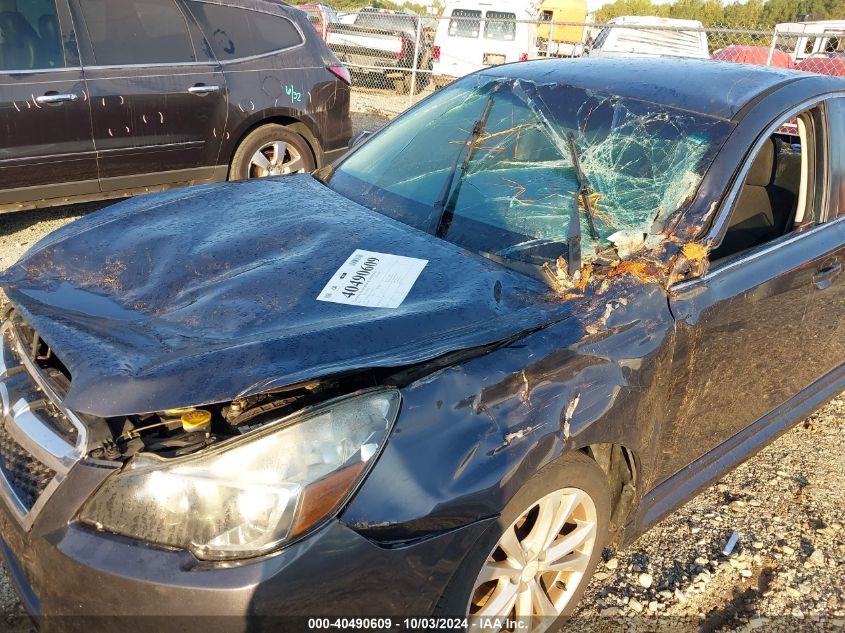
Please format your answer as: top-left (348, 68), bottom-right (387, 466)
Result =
top-left (307, 618), bottom-right (531, 630)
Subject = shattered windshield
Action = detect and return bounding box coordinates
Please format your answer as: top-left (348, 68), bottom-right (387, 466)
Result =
top-left (326, 75), bottom-right (732, 268)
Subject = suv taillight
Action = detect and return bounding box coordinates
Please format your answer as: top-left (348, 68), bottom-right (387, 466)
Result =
top-left (519, 53), bottom-right (529, 62)
top-left (328, 65), bottom-right (351, 85)
top-left (433, 45), bottom-right (441, 62)
top-left (397, 34), bottom-right (407, 60)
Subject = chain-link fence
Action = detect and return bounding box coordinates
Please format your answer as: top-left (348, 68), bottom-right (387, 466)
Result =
top-left (298, 7), bottom-right (845, 117)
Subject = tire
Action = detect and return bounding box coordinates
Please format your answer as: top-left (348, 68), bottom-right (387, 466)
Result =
top-left (435, 452), bottom-right (611, 630)
top-left (415, 70), bottom-right (431, 91)
top-left (229, 124), bottom-right (315, 181)
top-left (392, 75), bottom-right (410, 95)
top-left (400, 70), bottom-right (430, 94)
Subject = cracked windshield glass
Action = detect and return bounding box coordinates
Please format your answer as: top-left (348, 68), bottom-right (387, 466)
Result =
top-left (326, 75), bottom-right (732, 269)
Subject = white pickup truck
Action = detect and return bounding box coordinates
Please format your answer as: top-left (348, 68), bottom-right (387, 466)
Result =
top-left (326, 9), bottom-right (434, 93)
top-left (587, 16), bottom-right (710, 60)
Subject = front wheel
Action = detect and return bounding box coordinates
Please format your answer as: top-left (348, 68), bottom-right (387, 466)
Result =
top-left (436, 452), bottom-right (611, 631)
top-left (229, 124), bottom-right (315, 181)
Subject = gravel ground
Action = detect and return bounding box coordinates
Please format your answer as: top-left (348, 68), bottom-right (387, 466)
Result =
top-left (0, 110), bottom-right (843, 632)
top-left (349, 82), bottom-right (432, 117)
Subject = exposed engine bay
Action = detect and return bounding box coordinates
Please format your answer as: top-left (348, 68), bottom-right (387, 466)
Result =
top-left (91, 380), bottom-right (369, 462)
top-left (7, 309), bottom-right (477, 464)
top-left (6, 310), bottom-right (392, 462)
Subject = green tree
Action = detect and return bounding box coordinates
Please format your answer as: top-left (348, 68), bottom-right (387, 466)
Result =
top-left (596, 0), bottom-right (668, 22)
top-left (763, 0), bottom-right (803, 24)
top-left (723, 0), bottom-right (766, 27)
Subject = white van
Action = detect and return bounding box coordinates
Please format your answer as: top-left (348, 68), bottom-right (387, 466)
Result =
top-left (588, 16), bottom-right (709, 60)
top-left (431, 0), bottom-right (539, 87)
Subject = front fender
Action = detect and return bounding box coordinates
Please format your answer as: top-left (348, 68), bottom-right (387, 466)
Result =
top-left (341, 283), bottom-right (677, 540)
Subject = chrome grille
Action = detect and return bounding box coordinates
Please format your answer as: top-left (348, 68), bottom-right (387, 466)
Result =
top-left (0, 421), bottom-right (56, 510)
top-left (1, 317), bottom-right (85, 528)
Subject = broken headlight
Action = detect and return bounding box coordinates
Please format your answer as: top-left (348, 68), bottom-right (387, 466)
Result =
top-left (77, 390), bottom-right (400, 560)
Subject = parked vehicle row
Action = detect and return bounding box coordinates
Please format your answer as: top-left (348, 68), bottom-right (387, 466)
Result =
top-left (2, 57), bottom-right (845, 630)
top-left (0, 0), bottom-right (353, 213)
top-left (309, 3), bottom-right (845, 91)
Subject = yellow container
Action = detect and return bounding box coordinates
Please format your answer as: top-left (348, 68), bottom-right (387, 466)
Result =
top-left (537, 0), bottom-right (588, 44)
top-left (181, 409), bottom-right (212, 433)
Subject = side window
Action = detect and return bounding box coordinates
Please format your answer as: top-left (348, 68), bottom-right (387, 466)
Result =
top-left (77, 0), bottom-right (196, 66)
top-left (484, 12), bottom-right (516, 42)
top-left (828, 99), bottom-right (845, 219)
top-left (822, 34), bottom-right (845, 54)
top-left (804, 36), bottom-right (817, 56)
top-left (591, 27), bottom-right (611, 50)
top-left (186, 2), bottom-right (302, 61)
top-left (448, 10), bottom-right (481, 38)
top-left (355, 12), bottom-right (413, 32)
top-left (711, 107), bottom-right (823, 262)
top-left (250, 13), bottom-right (303, 54)
top-left (0, 0), bottom-right (65, 70)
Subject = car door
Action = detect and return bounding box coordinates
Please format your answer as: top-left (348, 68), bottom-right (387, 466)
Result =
top-left (657, 101), bottom-right (841, 483)
top-left (67, 0), bottom-right (228, 193)
top-left (812, 97), bottom-right (845, 373)
top-left (0, 0), bottom-right (97, 208)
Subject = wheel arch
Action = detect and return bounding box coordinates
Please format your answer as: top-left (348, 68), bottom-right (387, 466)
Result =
top-left (224, 113), bottom-right (324, 175)
top-left (576, 443), bottom-right (638, 543)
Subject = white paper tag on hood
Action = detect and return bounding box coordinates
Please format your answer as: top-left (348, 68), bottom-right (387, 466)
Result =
top-left (317, 249), bottom-right (428, 309)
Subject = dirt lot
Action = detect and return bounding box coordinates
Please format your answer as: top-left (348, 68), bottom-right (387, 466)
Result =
top-left (0, 110), bottom-right (843, 632)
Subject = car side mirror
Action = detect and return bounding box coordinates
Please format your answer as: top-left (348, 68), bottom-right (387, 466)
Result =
top-left (350, 131), bottom-right (373, 148)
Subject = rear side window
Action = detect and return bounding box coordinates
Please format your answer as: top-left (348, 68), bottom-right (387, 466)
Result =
top-left (484, 11), bottom-right (516, 41)
top-left (448, 9), bottom-right (480, 38)
top-left (77, 0), bottom-right (196, 66)
top-left (186, 2), bottom-right (303, 61)
top-left (355, 12), bottom-right (415, 33)
top-left (0, 0), bottom-right (65, 70)
top-left (592, 27), bottom-right (611, 50)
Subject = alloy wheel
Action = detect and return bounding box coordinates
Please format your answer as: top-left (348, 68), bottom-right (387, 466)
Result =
top-left (467, 487), bottom-right (598, 631)
top-left (248, 140), bottom-right (305, 178)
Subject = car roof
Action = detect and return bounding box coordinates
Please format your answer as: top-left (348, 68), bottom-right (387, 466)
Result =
top-left (480, 57), bottom-right (839, 120)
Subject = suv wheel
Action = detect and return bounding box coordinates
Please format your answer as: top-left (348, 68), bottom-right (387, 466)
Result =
top-left (229, 125), bottom-right (315, 180)
top-left (436, 452), bottom-right (611, 631)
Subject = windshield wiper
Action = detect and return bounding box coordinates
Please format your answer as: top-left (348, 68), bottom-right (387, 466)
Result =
top-left (566, 131), bottom-right (599, 241)
top-left (509, 82), bottom-right (599, 276)
top-left (429, 88), bottom-right (498, 237)
top-left (566, 192), bottom-right (583, 276)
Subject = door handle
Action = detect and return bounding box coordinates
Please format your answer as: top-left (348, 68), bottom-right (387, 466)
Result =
top-left (188, 84), bottom-right (221, 95)
top-left (35, 92), bottom-right (79, 105)
top-left (812, 261), bottom-right (843, 290)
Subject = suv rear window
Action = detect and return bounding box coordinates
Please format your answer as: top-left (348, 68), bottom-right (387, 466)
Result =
top-left (448, 9), bottom-right (481, 38)
top-left (0, 0), bottom-right (65, 70)
top-left (77, 0), bottom-right (196, 66)
top-left (484, 11), bottom-right (516, 41)
top-left (355, 11), bottom-right (416, 33)
top-left (186, 1), bottom-right (303, 61)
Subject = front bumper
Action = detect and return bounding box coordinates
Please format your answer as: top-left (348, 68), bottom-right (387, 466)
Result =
top-left (0, 322), bottom-right (490, 631)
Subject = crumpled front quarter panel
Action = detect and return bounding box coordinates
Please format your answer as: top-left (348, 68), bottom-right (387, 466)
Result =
top-left (343, 283), bottom-right (677, 538)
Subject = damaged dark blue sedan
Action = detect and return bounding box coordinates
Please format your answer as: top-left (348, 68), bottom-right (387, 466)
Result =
top-left (2, 58), bottom-right (845, 632)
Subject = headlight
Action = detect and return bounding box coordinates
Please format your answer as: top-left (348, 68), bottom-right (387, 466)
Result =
top-left (78, 390), bottom-right (400, 560)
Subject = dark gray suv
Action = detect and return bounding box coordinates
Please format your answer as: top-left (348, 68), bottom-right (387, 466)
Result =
top-left (0, 0), bottom-right (353, 212)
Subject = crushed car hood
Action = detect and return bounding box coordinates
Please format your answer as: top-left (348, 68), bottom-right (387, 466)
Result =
top-left (0, 176), bottom-right (570, 417)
